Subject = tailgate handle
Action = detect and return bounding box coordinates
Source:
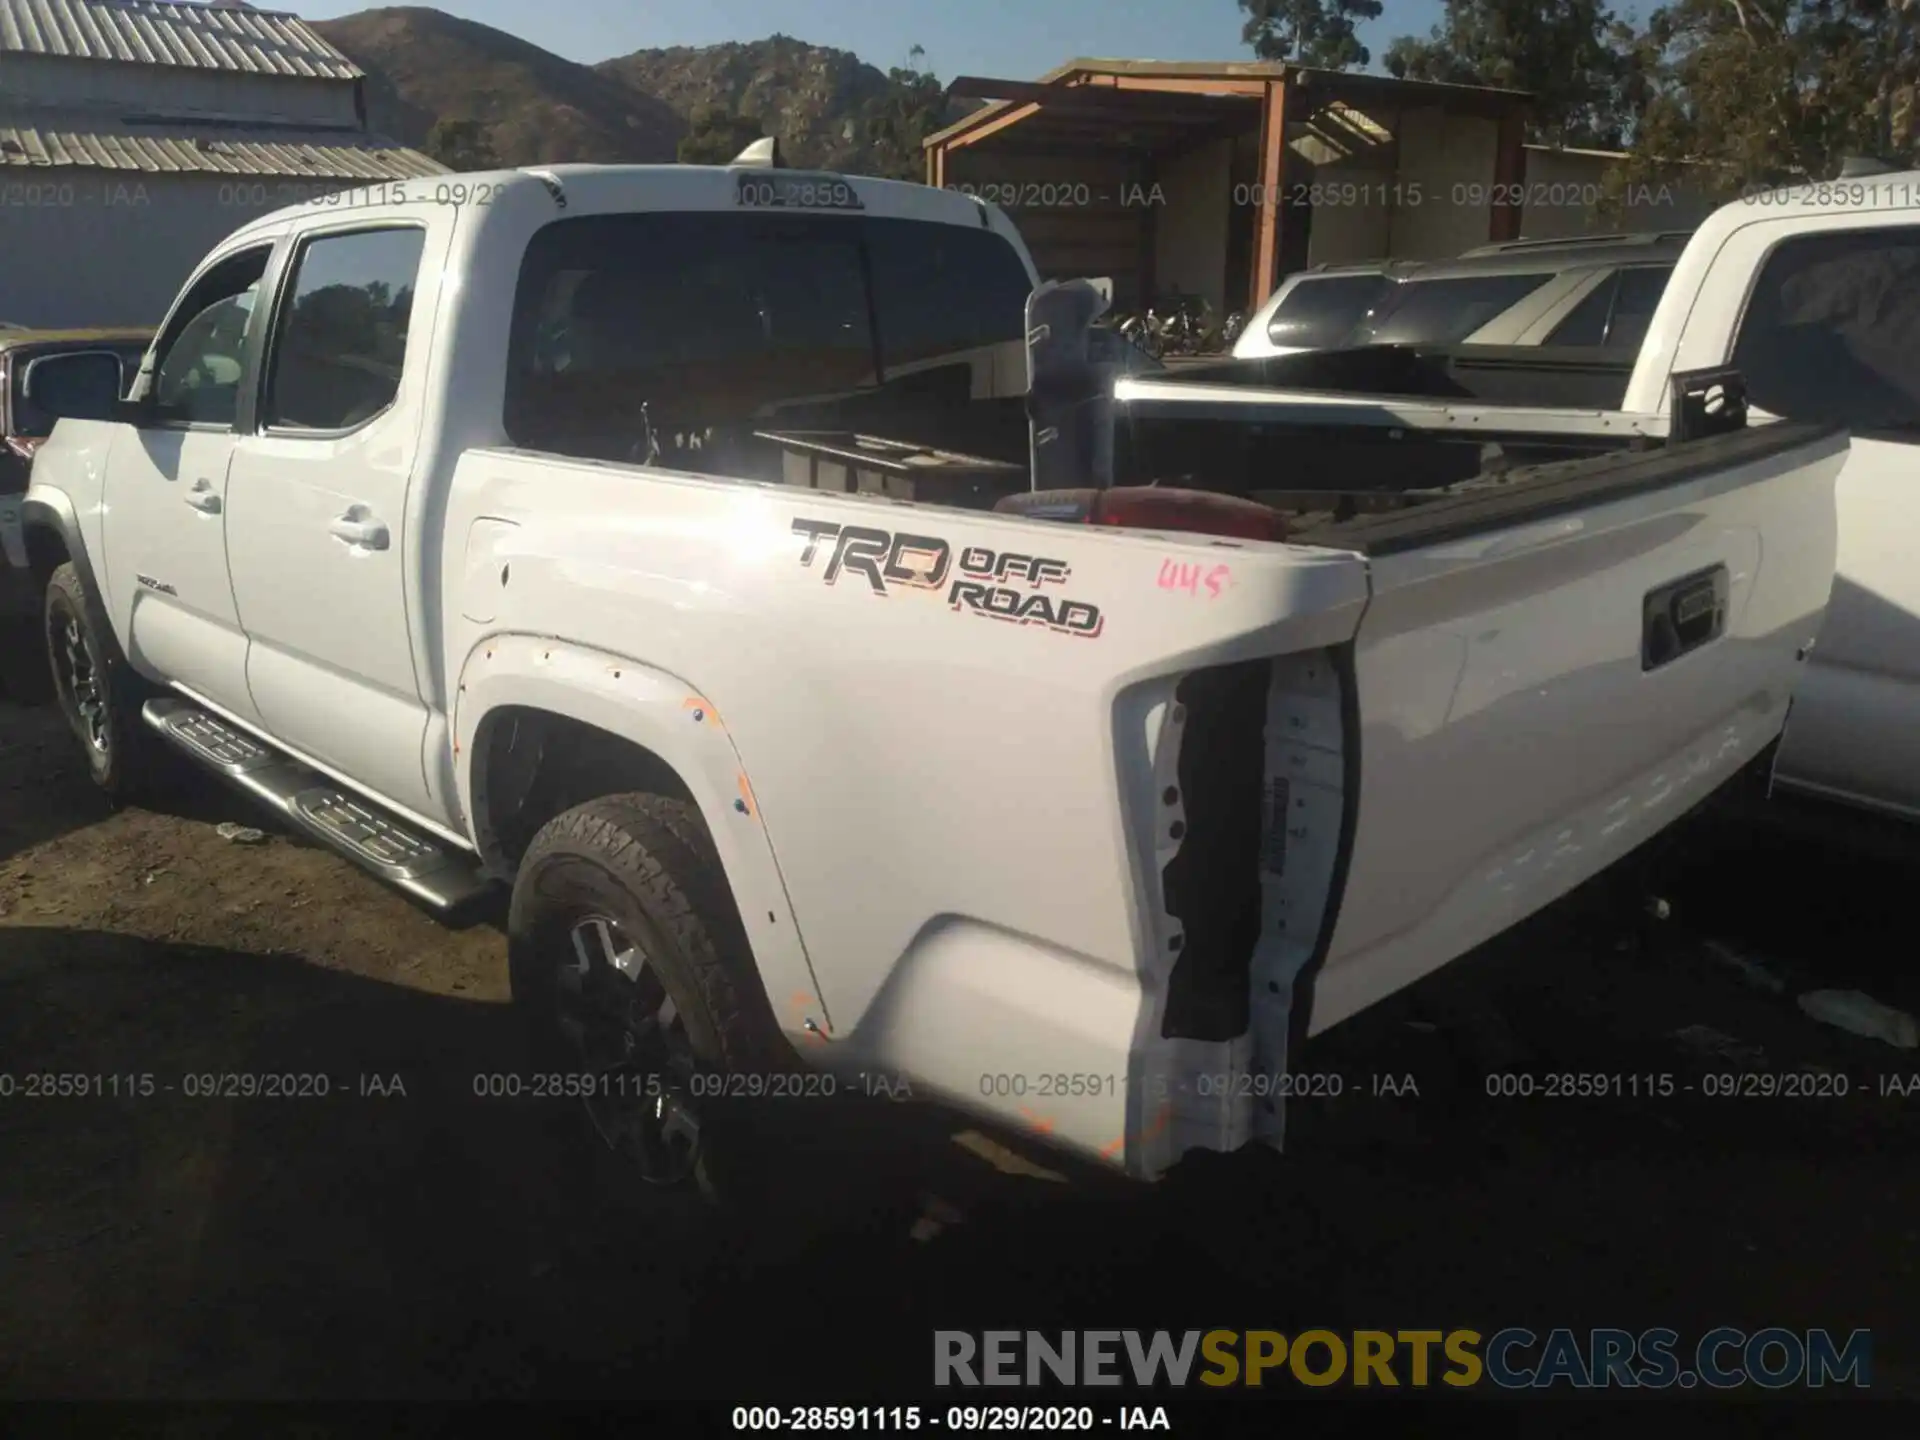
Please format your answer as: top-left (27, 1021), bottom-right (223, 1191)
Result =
top-left (1643, 564), bottom-right (1729, 672)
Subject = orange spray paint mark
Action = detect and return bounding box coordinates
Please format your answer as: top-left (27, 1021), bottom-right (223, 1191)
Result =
top-left (789, 991), bottom-right (830, 1043)
top-left (683, 696), bottom-right (723, 728)
top-left (1100, 1101), bottom-right (1173, 1159)
top-left (1018, 1107), bottom-right (1056, 1136)
top-left (736, 771), bottom-right (757, 817)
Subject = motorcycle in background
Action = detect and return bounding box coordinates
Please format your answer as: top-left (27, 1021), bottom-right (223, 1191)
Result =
top-left (1108, 293), bottom-right (1246, 357)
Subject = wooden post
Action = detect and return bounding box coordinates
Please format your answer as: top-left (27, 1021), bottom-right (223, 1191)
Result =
top-left (928, 142), bottom-right (946, 189)
top-left (1137, 155), bottom-right (1158, 312)
top-left (1490, 110), bottom-right (1526, 242)
top-left (1249, 78), bottom-right (1289, 311)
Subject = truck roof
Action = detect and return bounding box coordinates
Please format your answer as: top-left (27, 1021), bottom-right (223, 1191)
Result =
top-left (1687, 168), bottom-right (1920, 246)
top-left (222, 163), bottom-right (1003, 245)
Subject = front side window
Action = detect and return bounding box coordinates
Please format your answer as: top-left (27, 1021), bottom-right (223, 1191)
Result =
top-left (265, 227), bottom-right (426, 431)
top-left (149, 246), bottom-right (271, 427)
top-left (1265, 273), bottom-right (1394, 349)
top-left (1732, 227), bottom-right (1920, 431)
top-left (1358, 272), bottom-right (1555, 346)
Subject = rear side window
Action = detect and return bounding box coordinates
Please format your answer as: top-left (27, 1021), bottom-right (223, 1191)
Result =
top-left (504, 213), bottom-right (1033, 447)
top-left (1731, 227), bottom-right (1920, 430)
top-left (1265, 274), bottom-right (1393, 348)
top-left (1359, 272), bottom-right (1554, 345)
top-left (1603, 266), bottom-right (1673, 352)
top-left (1545, 274), bottom-right (1618, 346)
top-left (1545, 265), bottom-right (1674, 350)
top-left (264, 227), bottom-right (426, 432)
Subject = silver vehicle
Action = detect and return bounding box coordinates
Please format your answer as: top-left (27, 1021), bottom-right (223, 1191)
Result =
top-left (1232, 231), bottom-right (1693, 360)
top-left (1232, 261), bottom-right (1410, 359)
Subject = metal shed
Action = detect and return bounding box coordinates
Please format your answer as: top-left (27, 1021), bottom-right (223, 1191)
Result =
top-left (924, 58), bottom-right (1535, 314)
top-left (0, 0), bottom-right (442, 328)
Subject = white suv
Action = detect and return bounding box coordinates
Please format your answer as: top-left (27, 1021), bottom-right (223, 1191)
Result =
top-left (1232, 232), bottom-right (1692, 360)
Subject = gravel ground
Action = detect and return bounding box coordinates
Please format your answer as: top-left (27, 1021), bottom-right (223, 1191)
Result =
top-left (3, 694), bottom-right (1919, 1427)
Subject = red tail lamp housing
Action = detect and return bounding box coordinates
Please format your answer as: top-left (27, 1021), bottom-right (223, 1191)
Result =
top-left (995, 486), bottom-right (1290, 542)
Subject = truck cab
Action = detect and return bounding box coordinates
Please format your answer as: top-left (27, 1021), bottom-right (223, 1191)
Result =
top-left (17, 162), bottom-right (1845, 1199)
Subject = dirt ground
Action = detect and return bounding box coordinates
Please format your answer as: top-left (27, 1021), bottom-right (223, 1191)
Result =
top-left (4, 693), bottom-right (1920, 1427)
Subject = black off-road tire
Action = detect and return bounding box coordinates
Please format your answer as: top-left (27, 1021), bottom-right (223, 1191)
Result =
top-left (43, 562), bottom-right (170, 807)
top-left (507, 792), bottom-right (808, 1220)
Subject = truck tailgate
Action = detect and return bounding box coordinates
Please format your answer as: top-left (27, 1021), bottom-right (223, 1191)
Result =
top-left (1307, 420), bottom-right (1847, 1032)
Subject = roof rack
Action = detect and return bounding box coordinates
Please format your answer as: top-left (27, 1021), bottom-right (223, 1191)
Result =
top-left (1309, 258), bottom-right (1395, 271)
top-left (1459, 229), bottom-right (1695, 257)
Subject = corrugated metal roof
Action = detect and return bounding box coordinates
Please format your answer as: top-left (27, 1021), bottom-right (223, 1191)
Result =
top-left (0, 0), bottom-right (361, 79)
top-left (0, 109), bottom-right (445, 179)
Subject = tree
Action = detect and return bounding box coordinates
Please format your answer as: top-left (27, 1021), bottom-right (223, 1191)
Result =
top-left (1619, 0), bottom-right (1920, 193)
top-left (677, 106), bottom-right (768, 165)
top-left (1383, 0), bottom-right (1644, 148)
top-left (424, 117), bottom-right (499, 172)
top-left (858, 50), bottom-right (949, 181)
top-left (1239, 0), bottom-right (1385, 70)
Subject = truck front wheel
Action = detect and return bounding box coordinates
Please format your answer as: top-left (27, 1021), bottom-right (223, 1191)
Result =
top-left (44, 562), bottom-right (165, 806)
top-left (506, 793), bottom-right (795, 1213)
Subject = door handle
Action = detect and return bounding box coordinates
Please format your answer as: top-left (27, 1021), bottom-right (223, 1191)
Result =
top-left (183, 481), bottom-right (221, 515)
top-left (328, 510), bottom-right (389, 551)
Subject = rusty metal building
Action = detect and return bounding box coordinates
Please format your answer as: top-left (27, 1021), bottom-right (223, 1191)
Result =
top-left (924, 58), bottom-right (1540, 314)
top-left (0, 0), bottom-right (442, 328)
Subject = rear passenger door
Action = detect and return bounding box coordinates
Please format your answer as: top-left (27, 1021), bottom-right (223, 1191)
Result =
top-left (1689, 221), bottom-right (1920, 817)
top-left (225, 220), bottom-right (449, 824)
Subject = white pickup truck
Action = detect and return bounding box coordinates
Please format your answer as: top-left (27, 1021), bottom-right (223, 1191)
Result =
top-left (16, 158), bottom-right (1845, 1203)
top-left (1175, 176), bottom-right (1920, 825)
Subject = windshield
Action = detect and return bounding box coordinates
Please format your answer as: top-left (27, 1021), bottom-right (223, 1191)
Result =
top-left (1357, 272), bottom-right (1555, 346)
top-left (1264, 273), bottom-right (1394, 349)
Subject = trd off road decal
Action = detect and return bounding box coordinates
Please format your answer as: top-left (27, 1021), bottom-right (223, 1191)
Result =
top-left (791, 518), bottom-right (1104, 638)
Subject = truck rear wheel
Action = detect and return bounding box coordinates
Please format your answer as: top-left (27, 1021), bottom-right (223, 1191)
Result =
top-left (506, 793), bottom-right (797, 1215)
top-left (44, 562), bottom-right (166, 806)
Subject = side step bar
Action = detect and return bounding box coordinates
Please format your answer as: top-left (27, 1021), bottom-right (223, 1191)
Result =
top-left (142, 697), bottom-right (492, 914)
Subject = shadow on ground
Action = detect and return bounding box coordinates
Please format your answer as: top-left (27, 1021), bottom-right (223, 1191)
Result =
top-left (5, 891), bottom-right (1918, 1415)
top-left (4, 690), bottom-right (1920, 1418)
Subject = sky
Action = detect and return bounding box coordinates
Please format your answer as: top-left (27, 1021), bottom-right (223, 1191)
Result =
top-left (290, 0), bottom-right (1453, 78)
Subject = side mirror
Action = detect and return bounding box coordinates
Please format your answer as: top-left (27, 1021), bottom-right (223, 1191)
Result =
top-left (20, 350), bottom-right (132, 423)
top-left (111, 393), bottom-right (154, 427)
